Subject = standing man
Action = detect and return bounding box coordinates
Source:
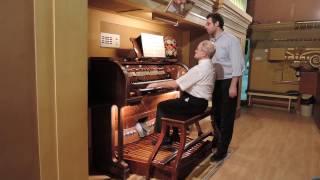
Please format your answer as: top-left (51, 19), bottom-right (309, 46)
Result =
top-left (205, 13), bottom-right (245, 161)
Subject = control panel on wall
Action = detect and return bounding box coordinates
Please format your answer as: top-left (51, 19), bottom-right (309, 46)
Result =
top-left (100, 32), bottom-right (120, 48)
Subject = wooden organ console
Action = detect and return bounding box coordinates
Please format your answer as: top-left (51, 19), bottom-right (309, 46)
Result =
top-left (89, 31), bottom-right (216, 179)
top-left (89, 57), bottom-right (213, 179)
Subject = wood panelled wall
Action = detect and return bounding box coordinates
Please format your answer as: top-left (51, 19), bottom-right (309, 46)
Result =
top-left (247, 0), bottom-right (320, 23)
top-left (0, 1), bottom-right (40, 179)
top-left (88, 8), bottom-right (204, 66)
top-left (248, 0), bottom-right (320, 93)
top-left (0, 0), bottom-right (88, 179)
top-left (249, 33), bottom-right (320, 92)
top-left (249, 47), bottom-right (299, 92)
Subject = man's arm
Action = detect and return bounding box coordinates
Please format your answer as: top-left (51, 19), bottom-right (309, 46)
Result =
top-left (147, 80), bottom-right (178, 89)
top-left (229, 76), bottom-right (239, 98)
top-left (147, 65), bottom-right (202, 90)
top-left (229, 37), bottom-right (244, 98)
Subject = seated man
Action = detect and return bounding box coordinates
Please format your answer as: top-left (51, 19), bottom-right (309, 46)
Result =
top-left (147, 40), bottom-right (215, 145)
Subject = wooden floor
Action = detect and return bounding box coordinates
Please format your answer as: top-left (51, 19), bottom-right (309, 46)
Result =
top-left (211, 107), bottom-right (320, 180)
top-left (90, 107), bottom-right (320, 180)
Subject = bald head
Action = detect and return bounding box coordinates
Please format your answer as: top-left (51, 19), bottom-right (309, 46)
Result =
top-left (199, 40), bottom-right (215, 59)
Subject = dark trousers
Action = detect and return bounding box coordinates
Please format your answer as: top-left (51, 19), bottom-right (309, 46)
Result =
top-left (211, 79), bottom-right (237, 155)
top-left (154, 92), bottom-right (208, 134)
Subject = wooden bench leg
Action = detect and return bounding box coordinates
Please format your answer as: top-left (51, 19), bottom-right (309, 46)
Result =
top-left (146, 123), bottom-right (168, 180)
top-left (248, 95), bottom-right (252, 106)
top-left (288, 99), bottom-right (291, 112)
top-left (171, 124), bottom-right (186, 180)
top-left (195, 122), bottom-right (203, 136)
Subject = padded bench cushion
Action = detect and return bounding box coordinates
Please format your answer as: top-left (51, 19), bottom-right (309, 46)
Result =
top-left (161, 107), bottom-right (212, 125)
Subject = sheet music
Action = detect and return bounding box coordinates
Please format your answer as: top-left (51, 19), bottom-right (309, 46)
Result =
top-left (141, 33), bottom-right (166, 58)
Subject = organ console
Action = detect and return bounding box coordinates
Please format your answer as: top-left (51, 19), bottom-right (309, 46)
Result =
top-left (89, 57), bottom-right (188, 177)
top-left (89, 37), bottom-right (212, 179)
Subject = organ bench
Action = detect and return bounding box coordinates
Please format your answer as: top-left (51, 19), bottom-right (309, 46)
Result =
top-left (146, 107), bottom-right (213, 180)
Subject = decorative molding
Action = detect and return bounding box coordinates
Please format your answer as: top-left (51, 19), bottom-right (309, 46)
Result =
top-left (251, 22), bottom-right (295, 31)
top-left (251, 22), bottom-right (320, 43)
top-left (91, 0), bottom-right (252, 32)
top-left (192, 0), bottom-right (214, 12)
top-left (259, 47), bottom-right (320, 77)
top-left (251, 21), bottom-right (320, 32)
top-left (218, 0), bottom-right (252, 35)
top-left (108, 0), bottom-right (215, 27)
top-left (228, 0), bottom-right (247, 11)
top-left (184, 0), bottom-right (213, 26)
top-left (287, 48), bottom-right (320, 70)
top-left (181, 0), bottom-right (218, 26)
top-left (295, 21), bottom-right (320, 30)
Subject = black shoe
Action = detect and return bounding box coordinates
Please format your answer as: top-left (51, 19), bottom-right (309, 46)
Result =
top-left (210, 152), bottom-right (227, 162)
top-left (211, 141), bottom-right (217, 149)
top-left (171, 134), bottom-right (180, 142)
top-left (211, 136), bottom-right (218, 148)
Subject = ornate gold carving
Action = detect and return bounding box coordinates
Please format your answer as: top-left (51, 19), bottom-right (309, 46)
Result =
top-left (286, 48), bottom-right (320, 70)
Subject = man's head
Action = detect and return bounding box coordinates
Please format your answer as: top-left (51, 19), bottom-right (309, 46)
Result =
top-left (194, 40), bottom-right (215, 60)
top-left (205, 13), bottom-right (224, 36)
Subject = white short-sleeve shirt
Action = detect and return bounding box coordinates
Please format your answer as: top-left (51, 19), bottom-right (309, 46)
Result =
top-left (176, 58), bottom-right (215, 100)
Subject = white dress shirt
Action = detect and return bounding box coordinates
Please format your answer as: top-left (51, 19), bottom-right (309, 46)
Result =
top-left (211, 32), bottom-right (245, 80)
top-left (176, 58), bottom-right (214, 100)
